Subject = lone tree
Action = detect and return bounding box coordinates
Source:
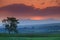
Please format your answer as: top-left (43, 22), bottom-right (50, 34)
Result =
top-left (2, 17), bottom-right (19, 34)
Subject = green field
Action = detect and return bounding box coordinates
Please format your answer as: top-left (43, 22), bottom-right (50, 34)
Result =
top-left (0, 33), bottom-right (60, 40)
top-left (0, 33), bottom-right (60, 37)
top-left (0, 37), bottom-right (60, 40)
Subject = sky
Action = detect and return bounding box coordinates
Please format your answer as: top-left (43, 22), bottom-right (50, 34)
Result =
top-left (0, 0), bottom-right (60, 20)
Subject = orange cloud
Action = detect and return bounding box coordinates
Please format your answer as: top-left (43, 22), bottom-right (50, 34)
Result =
top-left (0, 0), bottom-right (60, 9)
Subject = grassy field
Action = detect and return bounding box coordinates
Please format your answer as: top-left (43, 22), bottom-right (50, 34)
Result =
top-left (0, 33), bottom-right (60, 40)
top-left (0, 37), bottom-right (60, 40)
top-left (0, 33), bottom-right (60, 37)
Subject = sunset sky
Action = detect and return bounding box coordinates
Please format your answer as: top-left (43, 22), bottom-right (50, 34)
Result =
top-left (0, 0), bottom-right (60, 20)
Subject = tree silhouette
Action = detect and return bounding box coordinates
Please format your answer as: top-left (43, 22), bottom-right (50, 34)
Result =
top-left (2, 17), bottom-right (19, 34)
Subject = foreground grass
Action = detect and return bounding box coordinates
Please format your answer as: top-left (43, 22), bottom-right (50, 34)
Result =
top-left (0, 33), bottom-right (60, 37)
top-left (0, 37), bottom-right (60, 40)
top-left (0, 33), bottom-right (60, 40)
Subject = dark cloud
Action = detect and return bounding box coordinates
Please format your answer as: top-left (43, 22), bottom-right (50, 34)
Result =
top-left (0, 4), bottom-right (60, 17)
top-left (0, 4), bottom-right (42, 16)
top-left (42, 6), bottom-right (60, 15)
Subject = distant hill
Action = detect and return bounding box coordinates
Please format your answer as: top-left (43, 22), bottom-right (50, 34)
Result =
top-left (0, 20), bottom-right (60, 34)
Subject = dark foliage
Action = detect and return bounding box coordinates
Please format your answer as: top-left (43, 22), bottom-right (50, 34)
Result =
top-left (2, 17), bottom-right (19, 34)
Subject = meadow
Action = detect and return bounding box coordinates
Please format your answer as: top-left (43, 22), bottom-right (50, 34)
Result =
top-left (0, 33), bottom-right (60, 40)
top-left (0, 37), bottom-right (60, 40)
